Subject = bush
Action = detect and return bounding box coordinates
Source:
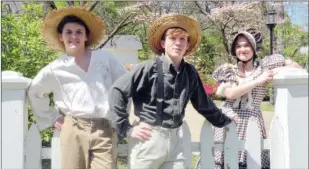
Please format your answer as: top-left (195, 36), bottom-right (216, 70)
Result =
top-left (2, 3), bottom-right (60, 145)
top-left (198, 73), bottom-right (224, 100)
top-left (264, 83), bottom-right (274, 101)
top-left (203, 78), bottom-right (217, 96)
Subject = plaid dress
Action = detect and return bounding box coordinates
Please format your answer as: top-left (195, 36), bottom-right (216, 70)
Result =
top-left (211, 54), bottom-right (286, 169)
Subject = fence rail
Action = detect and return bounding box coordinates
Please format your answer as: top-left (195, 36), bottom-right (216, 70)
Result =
top-left (25, 119), bottom-right (273, 169)
top-left (2, 67), bottom-right (308, 169)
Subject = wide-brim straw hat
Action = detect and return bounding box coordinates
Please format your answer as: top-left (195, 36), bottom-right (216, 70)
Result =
top-left (41, 7), bottom-right (105, 52)
top-left (147, 13), bottom-right (201, 56)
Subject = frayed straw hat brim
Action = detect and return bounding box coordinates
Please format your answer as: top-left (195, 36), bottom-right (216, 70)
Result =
top-left (41, 7), bottom-right (105, 52)
top-left (147, 13), bottom-right (201, 56)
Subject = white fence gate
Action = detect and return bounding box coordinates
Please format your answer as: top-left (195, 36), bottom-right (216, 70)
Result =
top-left (24, 118), bottom-right (270, 169)
top-left (1, 59), bottom-right (308, 169)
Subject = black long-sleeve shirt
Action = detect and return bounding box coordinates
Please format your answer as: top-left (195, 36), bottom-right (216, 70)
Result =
top-left (109, 55), bottom-right (231, 137)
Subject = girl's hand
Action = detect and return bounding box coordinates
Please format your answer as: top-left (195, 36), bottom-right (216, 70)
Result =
top-left (256, 70), bottom-right (274, 85)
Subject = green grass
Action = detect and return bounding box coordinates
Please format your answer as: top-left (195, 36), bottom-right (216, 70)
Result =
top-left (191, 154), bottom-right (198, 169)
top-left (117, 157), bottom-right (127, 169)
top-left (260, 102), bottom-right (275, 112)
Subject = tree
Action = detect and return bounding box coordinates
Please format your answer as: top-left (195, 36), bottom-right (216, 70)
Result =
top-left (2, 2), bottom-right (58, 78)
top-left (2, 2), bottom-right (59, 144)
top-left (194, 1), bottom-right (266, 63)
top-left (186, 31), bottom-right (223, 75)
top-left (43, 1), bottom-right (154, 50)
top-left (277, 18), bottom-right (308, 65)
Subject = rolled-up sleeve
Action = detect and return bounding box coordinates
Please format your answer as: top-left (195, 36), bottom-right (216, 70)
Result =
top-left (27, 66), bottom-right (62, 130)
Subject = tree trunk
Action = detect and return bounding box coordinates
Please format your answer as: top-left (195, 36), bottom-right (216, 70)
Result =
top-left (67, 1), bottom-right (74, 7)
top-left (88, 1), bottom-right (99, 11)
top-left (45, 1), bottom-right (57, 10)
top-left (221, 28), bottom-right (233, 63)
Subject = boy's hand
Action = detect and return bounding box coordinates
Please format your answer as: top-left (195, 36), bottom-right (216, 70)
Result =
top-left (130, 122), bottom-right (152, 141)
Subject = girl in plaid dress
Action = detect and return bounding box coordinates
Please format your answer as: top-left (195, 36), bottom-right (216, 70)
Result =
top-left (196, 29), bottom-right (301, 169)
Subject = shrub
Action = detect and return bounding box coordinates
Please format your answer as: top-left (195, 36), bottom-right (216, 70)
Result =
top-left (198, 73), bottom-right (220, 99)
top-left (264, 83), bottom-right (274, 101)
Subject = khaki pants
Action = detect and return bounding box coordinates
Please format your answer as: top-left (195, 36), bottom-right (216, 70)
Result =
top-left (128, 124), bottom-right (189, 169)
top-left (60, 116), bottom-right (116, 169)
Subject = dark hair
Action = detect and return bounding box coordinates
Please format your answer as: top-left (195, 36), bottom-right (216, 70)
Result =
top-left (57, 15), bottom-right (90, 36)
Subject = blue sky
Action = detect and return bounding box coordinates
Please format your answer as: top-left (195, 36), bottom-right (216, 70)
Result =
top-left (285, 2), bottom-right (308, 53)
top-left (285, 2), bottom-right (308, 29)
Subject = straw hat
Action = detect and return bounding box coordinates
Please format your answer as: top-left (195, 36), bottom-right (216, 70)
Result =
top-left (147, 13), bottom-right (201, 56)
top-left (41, 6), bottom-right (105, 52)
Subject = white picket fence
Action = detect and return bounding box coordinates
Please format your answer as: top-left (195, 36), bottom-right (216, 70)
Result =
top-left (25, 118), bottom-right (275, 169)
top-left (2, 66), bottom-right (308, 169)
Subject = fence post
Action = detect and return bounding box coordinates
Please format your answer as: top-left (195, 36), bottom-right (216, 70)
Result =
top-left (271, 67), bottom-right (308, 168)
top-left (1, 71), bottom-right (31, 169)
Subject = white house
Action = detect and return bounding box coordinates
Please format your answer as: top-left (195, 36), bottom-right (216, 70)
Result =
top-left (100, 35), bottom-right (143, 64)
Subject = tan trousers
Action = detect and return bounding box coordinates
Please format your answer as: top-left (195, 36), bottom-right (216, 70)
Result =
top-left (60, 116), bottom-right (116, 169)
top-left (128, 124), bottom-right (189, 169)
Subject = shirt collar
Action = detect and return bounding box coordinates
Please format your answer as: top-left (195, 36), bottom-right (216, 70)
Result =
top-left (161, 53), bottom-right (185, 73)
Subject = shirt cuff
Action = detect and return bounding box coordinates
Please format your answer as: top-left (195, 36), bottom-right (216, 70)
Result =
top-left (36, 108), bottom-right (62, 130)
top-left (226, 111), bottom-right (237, 120)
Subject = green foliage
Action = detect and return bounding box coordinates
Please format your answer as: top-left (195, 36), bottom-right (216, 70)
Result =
top-left (276, 19), bottom-right (308, 66)
top-left (2, 2), bottom-right (59, 144)
top-left (136, 24), bottom-right (153, 61)
top-left (2, 2), bottom-right (59, 78)
top-left (54, 2), bottom-right (67, 8)
top-left (91, 1), bottom-right (135, 33)
top-left (92, 2), bottom-right (117, 32)
top-left (260, 15), bottom-right (308, 66)
top-left (264, 83), bottom-right (274, 101)
top-left (187, 31), bottom-right (224, 75)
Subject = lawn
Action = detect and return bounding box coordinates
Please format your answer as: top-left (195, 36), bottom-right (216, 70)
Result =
top-left (260, 101), bottom-right (275, 112)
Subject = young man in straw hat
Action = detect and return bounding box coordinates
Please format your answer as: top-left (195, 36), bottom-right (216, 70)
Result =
top-left (109, 13), bottom-right (232, 169)
top-left (28, 7), bottom-right (126, 169)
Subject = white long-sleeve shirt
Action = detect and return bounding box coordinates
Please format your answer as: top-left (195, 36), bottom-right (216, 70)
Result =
top-left (27, 50), bottom-right (126, 130)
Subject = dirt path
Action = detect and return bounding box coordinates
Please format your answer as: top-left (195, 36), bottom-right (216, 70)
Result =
top-left (184, 104), bottom-right (275, 141)
top-left (129, 103), bottom-right (274, 142)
